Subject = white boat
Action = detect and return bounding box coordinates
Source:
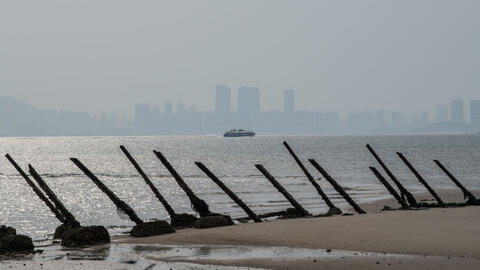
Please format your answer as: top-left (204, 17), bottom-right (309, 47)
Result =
top-left (223, 129), bottom-right (255, 137)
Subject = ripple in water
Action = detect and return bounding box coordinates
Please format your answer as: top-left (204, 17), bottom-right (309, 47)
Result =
top-left (0, 134), bottom-right (478, 239)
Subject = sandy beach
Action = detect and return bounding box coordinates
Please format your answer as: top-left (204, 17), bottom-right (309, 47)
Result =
top-left (120, 190), bottom-right (479, 255)
top-left (3, 189), bottom-right (480, 269)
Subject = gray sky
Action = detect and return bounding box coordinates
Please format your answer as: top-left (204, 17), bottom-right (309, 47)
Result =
top-left (1, 0), bottom-right (479, 118)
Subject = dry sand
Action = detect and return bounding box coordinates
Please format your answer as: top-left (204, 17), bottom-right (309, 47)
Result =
top-left (118, 189), bottom-right (480, 269)
top-left (121, 189), bottom-right (480, 257)
top-left (2, 189), bottom-right (480, 269)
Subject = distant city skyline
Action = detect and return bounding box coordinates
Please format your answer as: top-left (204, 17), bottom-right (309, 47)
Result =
top-left (2, 87), bottom-right (479, 122)
top-left (1, 84), bottom-right (479, 136)
top-left (3, 85), bottom-right (479, 126)
top-left (2, 86), bottom-right (479, 119)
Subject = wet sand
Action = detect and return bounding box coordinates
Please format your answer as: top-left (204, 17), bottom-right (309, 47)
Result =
top-left (120, 190), bottom-right (480, 257)
top-left (189, 255), bottom-right (480, 270)
top-left (119, 189), bottom-right (480, 269)
top-left (2, 189), bottom-right (480, 269)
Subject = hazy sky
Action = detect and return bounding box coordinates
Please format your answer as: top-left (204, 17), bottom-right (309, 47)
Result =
top-left (1, 1), bottom-right (479, 118)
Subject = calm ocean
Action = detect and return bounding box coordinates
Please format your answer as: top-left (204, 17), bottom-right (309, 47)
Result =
top-left (0, 134), bottom-right (479, 240)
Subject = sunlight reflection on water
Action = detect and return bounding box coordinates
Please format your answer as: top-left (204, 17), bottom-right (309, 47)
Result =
top-left (0, 135), bottom-right (478, 239)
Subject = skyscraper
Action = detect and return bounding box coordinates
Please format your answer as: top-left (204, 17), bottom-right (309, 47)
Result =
top-left (238, 86), bottom-right (260, 113)
top-left (436, 105), bottom-right (449, 122)
top-left (451, 99), bottom-right (464, 123)
top-left (215, 85), bottom-right (231, 114)
top-left (284, 89), bottom-right (295, 112)
top-left (164, 101), bottom-right (173, 115)
top-left (421, 112), bottom-right (429, 125)
top-left (134, 104), bottom-right (150, 127)
top-left (177, 102), bottom-right (185, 114)
top-left (392, 111), bottom-right (402, 128)
top-left (377, 110), bottom-right (385, 128)
top-left (471, 100), bottom-right (480, 127)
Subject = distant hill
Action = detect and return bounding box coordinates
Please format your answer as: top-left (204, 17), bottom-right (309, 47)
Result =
top-left (0, 94), bottom-right (104, 136)
top-left (0, 94), bottom-right (39, 135)
top-left (0, 94), bottom-right (37, 114)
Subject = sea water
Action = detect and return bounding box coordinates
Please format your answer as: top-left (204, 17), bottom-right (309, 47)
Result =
top-left (0, 134), bottom-right (478, 240)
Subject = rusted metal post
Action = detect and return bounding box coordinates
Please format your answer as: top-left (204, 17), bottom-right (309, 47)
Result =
top-left (28, 164), bottom-right (81, 227)
top-left (120, 145), bottom-right (176, 218)
top-left (70, 158), bottom-right (144, 225)
top-left (283, 141), bottom-right (341, 214)
top-left (366, 144), bottom-right (418, 206)
top-left (153, 150), bottom-right (211, 217)
top-left (5, 154), bottom-right (66, 223)
top-left (308, 159), bottom-right (366, 214)
top-left (195, 162), bottom-right (262, 223)
top-left (433, 159), bottom-right (477, 204)
top-left (396, 153), bottom-right (445, 206)
top-left (369, 166), bottom-right (410, 209)
top-left (255, 164), bottom-right (310, 217)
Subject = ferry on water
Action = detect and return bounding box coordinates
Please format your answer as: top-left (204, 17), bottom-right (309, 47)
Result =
top-left (223, 129), bottom-right (256, 137)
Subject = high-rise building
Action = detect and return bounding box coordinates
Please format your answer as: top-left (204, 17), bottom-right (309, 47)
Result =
top-left (134, 104), bottom-right (150, 127)
top-left (215, 85), bottom-right (231, 114)
top-left (284, 89), bottom-right (295, 112)
top-left (152, 106), bottom-right (160, 121)
top-left (238, 86), bottom-right (260, 113)
top-left (471, 100), bottom-right (480, 127)
top-left (377, 110), bottom-right (385, 128)
top-left (164, 101), bottom-right (173, 115)
top-left (421, 112), bottom-right (429, 125)
top-left (392, 111), bottom-right (402, 128)
top-left (177, 102), bottom-right (185, 114)
top-left (451, 99), bottom-right (464, 123)
top-left (436, 105), bottom-right (449, 122)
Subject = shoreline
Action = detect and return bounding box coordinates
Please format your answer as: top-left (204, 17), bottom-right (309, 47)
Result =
top-left (117, 189), bottom-right (480, 257)
top-left (3, 189), bottom-right (480, 269)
